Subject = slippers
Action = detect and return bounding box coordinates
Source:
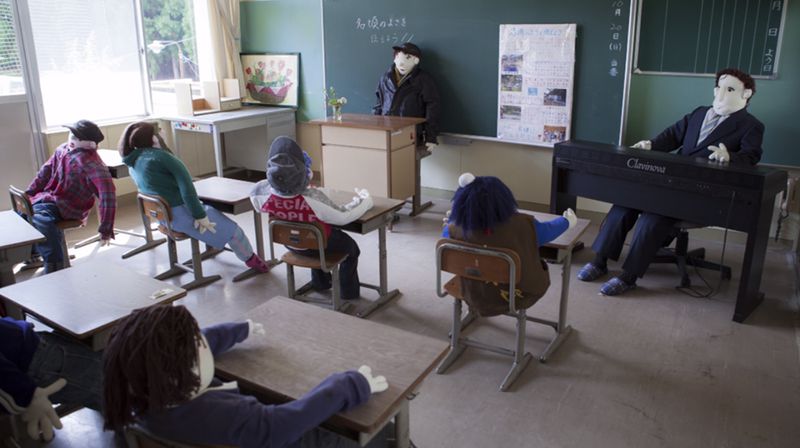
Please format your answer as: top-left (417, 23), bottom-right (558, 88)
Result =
top-left (577, 262), bottom-right (608, 282)
top-left (599, 277), bottom-right (637, 296)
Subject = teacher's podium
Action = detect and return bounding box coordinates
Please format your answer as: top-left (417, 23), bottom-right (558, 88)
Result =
top-left (312, 114), bottom-right (429, 215)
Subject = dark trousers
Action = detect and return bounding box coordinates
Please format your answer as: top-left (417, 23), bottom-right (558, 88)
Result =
top-left (289, 228), bottom-right (361, 300)
top-left (592, 205), bottom-right (677, 278)
top-left (27, 202), bottom-right (65, 266)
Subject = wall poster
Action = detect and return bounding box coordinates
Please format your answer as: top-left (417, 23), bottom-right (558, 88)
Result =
top-left (497, 24), bottom-right (576, 146)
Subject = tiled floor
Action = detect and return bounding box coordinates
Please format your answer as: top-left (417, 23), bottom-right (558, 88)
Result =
top-left (7, 196), bottom-right (800, 448)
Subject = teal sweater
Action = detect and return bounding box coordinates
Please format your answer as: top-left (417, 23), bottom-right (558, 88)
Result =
top-left (122, 148), bottom-right (206, 219)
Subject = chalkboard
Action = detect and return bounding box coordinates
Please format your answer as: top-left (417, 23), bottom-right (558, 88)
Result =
top-left (322, 0), bottom-right (632, 144)
top-left (635, 0), bottom-right (786, 77)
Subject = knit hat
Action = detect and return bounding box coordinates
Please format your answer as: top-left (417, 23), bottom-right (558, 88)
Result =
top-left (65, 120), bottom-right (104, 144)
top-left (267, 136), bottom-right (309, 196)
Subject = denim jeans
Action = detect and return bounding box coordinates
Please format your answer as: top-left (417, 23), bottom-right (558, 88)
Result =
top-left (288, 228), bottom-right (361, 300)
top-left (29, 202), bottom-right (66, 267)
top-left (27, 332), bottom-right (103, 411)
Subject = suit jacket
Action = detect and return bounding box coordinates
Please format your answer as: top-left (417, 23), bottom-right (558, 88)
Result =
top-left (650, 106), bottom-right (764, 165)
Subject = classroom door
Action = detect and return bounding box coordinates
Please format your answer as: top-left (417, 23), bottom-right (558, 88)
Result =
top-left (0, 0), bottom-right (41, 211)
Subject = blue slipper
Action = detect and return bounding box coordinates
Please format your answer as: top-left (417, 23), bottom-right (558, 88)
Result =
top-left (599, 277), bottom-right (636, 296)
top-left (577, 262), bottom-right (608, 282)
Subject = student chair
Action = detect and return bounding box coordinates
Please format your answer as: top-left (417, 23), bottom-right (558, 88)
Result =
top-left (124, 425), bottom-right (233, 448)
top-left (137, 193), bottom-right (221, 291)
top-left (9, 185), bottom-right (84, 269)
top-left (652, 222), bottom-right (732, 287)
top-left (436, 238), bottom-right (546, 392)
top-left (269, 220), bottom-right (349, 312)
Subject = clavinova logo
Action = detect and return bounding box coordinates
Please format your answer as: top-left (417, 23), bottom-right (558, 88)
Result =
top-left (626, 158), bottom-right (666, 174)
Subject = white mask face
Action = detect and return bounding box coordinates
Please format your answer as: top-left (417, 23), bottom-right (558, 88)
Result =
top-left (393, 52), bottom-right (419, 75)
top-left (712, 74), bottom-right (752, 116)
top-left (189, 334), bottom-right (215, 399)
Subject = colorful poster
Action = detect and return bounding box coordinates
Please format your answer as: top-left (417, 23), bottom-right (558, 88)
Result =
top-left (497, 24), bottom-right (576, 146)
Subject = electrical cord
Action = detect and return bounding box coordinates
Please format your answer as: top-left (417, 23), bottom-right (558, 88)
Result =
top-left (676, 190), bottom-right (736, 299)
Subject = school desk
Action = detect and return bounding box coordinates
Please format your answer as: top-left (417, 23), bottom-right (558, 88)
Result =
top-left (0, 260), bottom-right (186, 350)
top-left (73, 149), bottom-right (167, 259)
top-left (193, 176), bottom-right (269, 281)
top-left (0, 211), bottom-right (45, 287)
top-left (270, 189), bottom-right (405, 318)
top-left (214, 297), bottom-right (448, 448)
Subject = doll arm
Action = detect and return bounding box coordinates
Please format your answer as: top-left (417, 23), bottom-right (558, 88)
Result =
top-left (304, 188), bottom-right (373, 226)
top-left (0, 352), bottom-right (38, 414)
top-left (163, 154), bottom-right (206, 219)
top-left (533, 216), bottom-right (569, 246)
top-left (26, 150), bottom-right (59, 196)
top-left (200, 322), bottom-right (250, 357)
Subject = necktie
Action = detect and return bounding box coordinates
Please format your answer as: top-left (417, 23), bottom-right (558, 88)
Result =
top-left (697, 111), bottom-right (720, 143)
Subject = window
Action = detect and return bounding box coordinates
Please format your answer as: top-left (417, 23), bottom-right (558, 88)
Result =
top-left (0, 0), bottom-right (24, 96)
top-left (142, 0), bottom-right (201, 115)
top-left (27, 0), bottom-right (147, 126)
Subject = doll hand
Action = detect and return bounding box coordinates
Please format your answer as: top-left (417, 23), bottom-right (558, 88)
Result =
top-left (632, 140), bottom-right (652, 150)
top-left (563, 208), bottom-right (578, 229)
top-left (708, 143), bottom-right (730, 163)
top-left (99, 236), bottom-right (112, 247)
top-left (357, 365), bottom-right (388, 394)
top-left (442, 210), bottom-right (451, 228)
top-left (355, 188), bottom-right (370, 200)
top-left (21, 378), bottom-right (66, 441)
top-left (193, 216), bottom-right (217, 234)
top-left (246, 319), bottom-right (265, 337)
top-left (425, 142), bottom-right (437, 150)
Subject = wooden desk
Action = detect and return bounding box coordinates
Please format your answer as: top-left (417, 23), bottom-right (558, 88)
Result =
top-left (162, 106), bottom-right (296, 177)
top-left (0, 261), bottom-right (186, 350)
top-left (524, 210), bottom-right (590, 361)
top-left (0, 211), bottom-right (45, 287)
top-left (74, 149), bottom-right (168, 259)
top-left (273, 189), bottom-right (404, 318)
top-left (193, 176), bottom-right (268, 281)
top-left (214, 297), bottom-right (448, 447)
top-left (311, 114), bottom-right (427, 213)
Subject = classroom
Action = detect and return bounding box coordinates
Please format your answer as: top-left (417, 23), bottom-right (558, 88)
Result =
top-left (1, 0), bottom-right (799, 447)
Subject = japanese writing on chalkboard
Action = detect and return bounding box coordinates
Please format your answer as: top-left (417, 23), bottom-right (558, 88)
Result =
top-left (355, 16), bottom-right (411, 45)
top-left (607, 0), bottom-right (626, 77)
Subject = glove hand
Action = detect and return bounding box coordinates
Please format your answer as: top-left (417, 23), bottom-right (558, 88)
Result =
top-left (442, 209), bottom-right (451, 228)
top-left (246, 319), bottom-right (265, 337)
top-left (355, 188), bottom-right (370, 200)
top-left (562, 208), bottom-right (578, 229)
top-left (99, 236), bottom-right (111, 247)
top-left (193, 216), bottom-right (217, 234)
top-left (357, 365), bottom-right (388, 394)
top-left (708, 143), bottom-right (730, 163)
top-left (632, 140), bottom-right (652, 150)
top-left (425, 142), bottom-right (437, 150)
top-left (21, 378), bottom-right (66, 441)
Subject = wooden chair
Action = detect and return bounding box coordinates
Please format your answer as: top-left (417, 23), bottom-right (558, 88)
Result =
top-left (269, 220), bottom-right (348, 312)
top-left (9, 185), bottom-right (84, 269)
top-left (652, 222), bottom-right (732, 287)
top-left (137, 193), bottom-right (221, 291)
top-left (124, 425), bottom-right (232, 448)
top-left (436, 238), bottom-right (549, 392)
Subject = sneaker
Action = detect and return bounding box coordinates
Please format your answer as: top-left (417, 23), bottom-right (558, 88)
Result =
top-left (245, 254), bottom-right (272, 273)
top-left (599, 277), bottom-right (636, 296)
top-left (577, 262), bottom-right (608, 282)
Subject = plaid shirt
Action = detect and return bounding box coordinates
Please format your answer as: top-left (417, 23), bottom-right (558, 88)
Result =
top-left (27, 143), bottom-right (116, 238)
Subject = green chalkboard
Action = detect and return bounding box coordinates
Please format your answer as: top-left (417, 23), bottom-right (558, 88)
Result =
top-left (322, 0), bottom-right (632, 144)
top-left (636, 0), bottom-right (786, 77)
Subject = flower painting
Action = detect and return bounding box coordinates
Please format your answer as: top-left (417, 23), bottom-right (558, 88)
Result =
top-left (241, 53), bottom-right (299, 107)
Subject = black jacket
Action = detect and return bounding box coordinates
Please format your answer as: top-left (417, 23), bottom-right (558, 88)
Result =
top-left (373, 65), bottom-right (441, 144)
top-left (650, 106), bottom-right (763, 165)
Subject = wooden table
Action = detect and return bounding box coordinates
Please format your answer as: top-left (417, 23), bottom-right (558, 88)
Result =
top-left (0, 211), bottom-right (45, 287)
top-left (74, 149), bottom-right (168, 259)
top-left (0, 260), bottom-right (186, 350)
top-left (524, 210), bottom-right (591, 361)
top-left (273, 189), bottom-right (405, 318)
top-left (311, 114), bottom-right (431, 216)
top-left (193, 176), bottom-right (268, 281)
top-left (161, 106), bottom-right (296, 177)
top-left (214, 297), bottom-right (448, 447)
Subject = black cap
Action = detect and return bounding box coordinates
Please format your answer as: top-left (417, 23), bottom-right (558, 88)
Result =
top-left (64, 120), bottom-right (104, 144)
top-left (392, 42), bottom-right (421, 58)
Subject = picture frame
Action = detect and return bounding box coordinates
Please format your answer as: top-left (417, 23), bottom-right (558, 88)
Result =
top-left (240, 53), bottom-right (299, 107)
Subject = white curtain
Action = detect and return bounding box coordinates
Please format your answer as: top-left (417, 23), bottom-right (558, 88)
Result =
top-left (205, 0), bottom-right (244, 96)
